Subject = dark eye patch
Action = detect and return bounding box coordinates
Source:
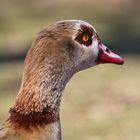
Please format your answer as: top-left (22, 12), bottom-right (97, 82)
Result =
top-left (75, 24), bottom-right (94, 46)
top-left (94, 32), bottom-right (101, 44)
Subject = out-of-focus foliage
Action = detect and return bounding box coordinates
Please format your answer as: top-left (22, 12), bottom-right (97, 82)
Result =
top-left (0, 0), bottom-right (140, 54)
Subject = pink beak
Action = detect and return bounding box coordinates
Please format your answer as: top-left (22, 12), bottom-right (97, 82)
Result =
top-left (97, 43), bottom-right (124, 65)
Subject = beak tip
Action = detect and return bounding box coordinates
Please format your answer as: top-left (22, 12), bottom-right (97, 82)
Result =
top-left (119, 59), bottom-right (124, 65)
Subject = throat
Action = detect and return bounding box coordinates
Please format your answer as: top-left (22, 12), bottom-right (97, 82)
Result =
top-left (7, 58), bottom-right (74, 131)
top-left (8, 79), bottom-right (63, 130)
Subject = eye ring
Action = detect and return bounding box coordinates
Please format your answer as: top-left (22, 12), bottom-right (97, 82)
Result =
top-left (82, 34), bottom-right (90, 42)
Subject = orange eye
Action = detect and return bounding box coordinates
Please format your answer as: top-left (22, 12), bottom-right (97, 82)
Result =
top-left (82, 35), bottom-right (89, 42)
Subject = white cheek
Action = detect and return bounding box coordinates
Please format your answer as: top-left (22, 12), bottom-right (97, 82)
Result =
top-left (91, 40), bottom-right (99, 58)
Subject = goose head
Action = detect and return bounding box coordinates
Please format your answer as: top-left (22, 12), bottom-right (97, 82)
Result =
top-left (30, 20), bottom-right (123, 73)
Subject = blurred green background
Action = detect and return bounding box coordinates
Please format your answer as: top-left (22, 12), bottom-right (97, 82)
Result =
top-left (0, 0), bottom-right (140, 139)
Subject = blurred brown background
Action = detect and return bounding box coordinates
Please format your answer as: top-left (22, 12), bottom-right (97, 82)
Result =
top-left (0, 0), bottom-right (140, 140)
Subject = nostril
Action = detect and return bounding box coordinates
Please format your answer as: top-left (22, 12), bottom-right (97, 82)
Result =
top-left (105, 48), bottom-right (110, 53)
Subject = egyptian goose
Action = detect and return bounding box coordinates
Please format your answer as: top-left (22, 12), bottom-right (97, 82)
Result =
top-left (0, 20), bottom-right (124, 140)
